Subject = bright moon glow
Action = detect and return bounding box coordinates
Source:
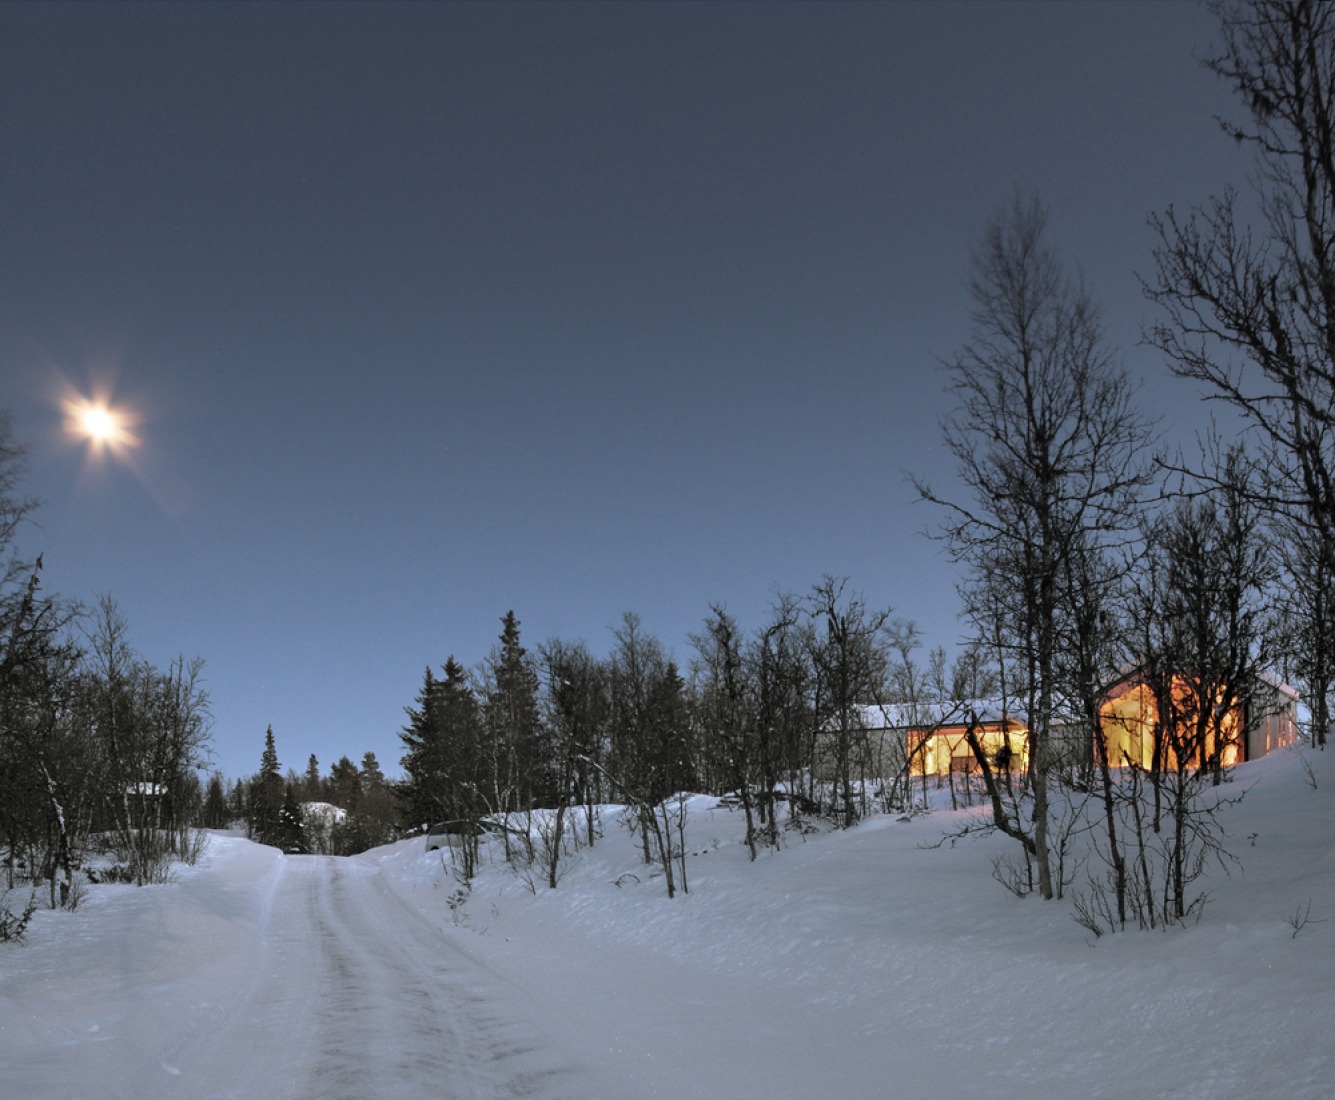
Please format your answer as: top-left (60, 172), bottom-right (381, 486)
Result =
top-left (78, 404), bottom-right (120, 442)
top-left (62, 393), bottom-right (139, 456)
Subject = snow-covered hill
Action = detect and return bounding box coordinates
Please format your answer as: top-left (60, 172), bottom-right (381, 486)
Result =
top-left (3, 747), bottom-right (1333, 1099)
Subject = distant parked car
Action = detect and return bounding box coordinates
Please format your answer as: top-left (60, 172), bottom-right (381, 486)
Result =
top-left (424, 820), bottom-right (487, 851)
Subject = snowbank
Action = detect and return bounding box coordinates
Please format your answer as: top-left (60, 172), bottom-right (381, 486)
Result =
top-left (2, 747), bottom-right (1332, 1099)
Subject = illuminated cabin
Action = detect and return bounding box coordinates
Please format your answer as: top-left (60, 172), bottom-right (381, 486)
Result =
top-left (853, 702), bottom-right (1030, 779)
top-left (850, 672), bottom-right (1298, 784)
top-left (1098, 670), bottom-right (1299, 771)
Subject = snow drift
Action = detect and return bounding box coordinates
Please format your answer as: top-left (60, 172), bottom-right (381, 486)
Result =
top-left (3, 747), bottom-right (1333, 1099)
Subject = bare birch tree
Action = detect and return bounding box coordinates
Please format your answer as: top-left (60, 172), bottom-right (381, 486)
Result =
top-left (916, 193), bottom-right (1152, 900)
top-left (805, 577), bottom-right (892, 829)
top-left (538, 637), bottom-right (609, 885)
top-left (1147, 0), bottom-right (1335, 745)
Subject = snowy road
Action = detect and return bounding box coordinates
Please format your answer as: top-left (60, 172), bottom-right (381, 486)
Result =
top-left (1, 839), bottom-right (593, 1100)
top-left (7, 756), bottom-right (1334, 1100)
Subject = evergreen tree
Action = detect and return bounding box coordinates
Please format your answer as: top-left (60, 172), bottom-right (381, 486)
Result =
top-left (329, 755), bottom-right (361, 808)
top-left (484, 611), bottom-right (549, 809)
top-left (400, 667), bottom-right (441, 827)
top-left (647, 659), bottom-right (693, 799)
top-left (303, 753), bottom-right (322, 802)
top-left (399, 658), bottom-right (485, 826)
top-left (227, 778), bottom-right (248, 825)
top-left (359, 750), bottom-right (398, 841)
top-left (249, 725), bottom-right (284, 846)
top-left (327, 758), bottom-right (371, 854)
top-left (201, 772), bottom-right (229, 829)
top-left (275, 781), bottom-right (307, 854)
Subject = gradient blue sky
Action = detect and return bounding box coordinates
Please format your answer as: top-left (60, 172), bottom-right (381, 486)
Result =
top-left (3, 1), bottom-right (1245, 783)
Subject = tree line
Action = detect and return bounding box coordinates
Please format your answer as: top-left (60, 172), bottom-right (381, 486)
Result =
top-left (0, 426), bottom-right (213, 930)
top-left (221, 726), bottom-right (400, 856)
top-left (395, 594), bottom-right (982, 894)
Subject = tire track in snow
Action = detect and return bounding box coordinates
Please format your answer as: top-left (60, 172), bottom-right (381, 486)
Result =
top-left (148, 849), bottom-right (329, 1100)
top-left (4, 843), bottom-right (592, 1100)
top-left (262, 856), bottom-right (583, 1100)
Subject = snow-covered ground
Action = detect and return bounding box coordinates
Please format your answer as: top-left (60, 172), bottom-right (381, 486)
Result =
top-left (3, 747), bottom-right (1333, 1099)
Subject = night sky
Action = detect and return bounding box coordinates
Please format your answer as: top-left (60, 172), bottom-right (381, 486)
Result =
top-left (2, 1), bottom-right (1244, 783)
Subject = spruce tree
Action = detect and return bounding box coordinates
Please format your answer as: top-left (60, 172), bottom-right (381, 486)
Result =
top-left (399, 659), bottom-right (485, 826)
top-left (360, 751), bottom-right (398, 842)
top-left (201, 772), bottom-right (230, 829)
top-left (303, 753), bottom-right (322, 801)
top-left (227, 779), bottom-right (248, 825)
top-left (400, 666), bottom-right (442, 827)
top-left (250, 726), bottom-right (285, 846)
top-left (485, 612), bottom-right (549, 809)
top-left (275, 781), bottom-right (307, 854)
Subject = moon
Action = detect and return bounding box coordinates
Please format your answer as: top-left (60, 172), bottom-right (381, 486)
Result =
top-left (77, 403), bottom-right (120, 443)
top-left (63, 394), bottom-right (138, 455)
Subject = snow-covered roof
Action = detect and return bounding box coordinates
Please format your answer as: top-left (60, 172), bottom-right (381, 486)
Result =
top-left (855, 700), bottom-right (1028, 731)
